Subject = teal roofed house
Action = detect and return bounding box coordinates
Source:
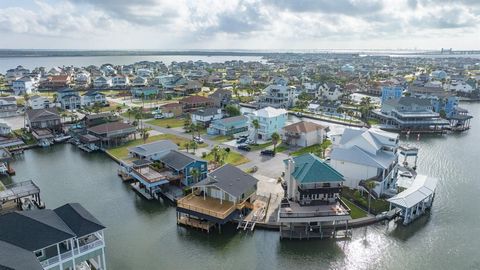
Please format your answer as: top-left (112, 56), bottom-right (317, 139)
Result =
top-left (284, 153), bottom-right (344, 204)
top-left (279, 153), bottom-right (351, 240)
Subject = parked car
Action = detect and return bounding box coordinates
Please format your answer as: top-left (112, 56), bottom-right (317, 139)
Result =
top-left (193, 136), bottom-right (204, 144)
top-left (236, 137), bottom-right (247, 144)
top-left (260, 149), bottom-right (275, 156)
top-left (245, 139), bottom-right (254, 145)
top-left (237, 145), bottom-right (251, 151)
top-left (154, 113), bottom-right (164, 119)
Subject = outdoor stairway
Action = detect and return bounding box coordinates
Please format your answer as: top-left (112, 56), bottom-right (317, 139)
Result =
top-left (237, 207), bottom-right (266, 232)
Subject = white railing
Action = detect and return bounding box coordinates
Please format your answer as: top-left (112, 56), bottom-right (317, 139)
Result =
top-left (40, 239), bottom-right (104, 268)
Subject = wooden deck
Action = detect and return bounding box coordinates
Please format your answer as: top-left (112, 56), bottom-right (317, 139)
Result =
top-left (177, 194), bottom-right (236, 220)
top-left (130, 182), bottom-right (154, 200)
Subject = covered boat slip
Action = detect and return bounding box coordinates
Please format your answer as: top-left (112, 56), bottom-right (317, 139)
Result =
top-left (387, 174), bottom-right (438, 225)
top-left (0, 180), bottom-right (43, 212)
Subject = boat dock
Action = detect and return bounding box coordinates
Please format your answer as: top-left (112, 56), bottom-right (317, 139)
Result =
top-left (130, 182), bottom-right (154, 200)
top-left (177, 216), bottom-right (215, 232)
top-left (0, 180), bottom-right (44, 213)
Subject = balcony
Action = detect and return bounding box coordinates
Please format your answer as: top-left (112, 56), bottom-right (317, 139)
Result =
top-left (40, 235), bottom-right (104, 268)
top-left (177, 193), bottom-right (237, 220)
top-left (278, 199), bottom-right (350, 219)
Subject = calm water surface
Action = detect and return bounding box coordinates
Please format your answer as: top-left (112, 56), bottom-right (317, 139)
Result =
top-left (7, 103), bottom-right (480, 270)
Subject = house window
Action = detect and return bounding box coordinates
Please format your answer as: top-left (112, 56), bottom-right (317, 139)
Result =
top-left (35, 250), bottom-right (44, 258)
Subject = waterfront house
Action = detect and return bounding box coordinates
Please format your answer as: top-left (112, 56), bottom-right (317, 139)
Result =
top-left (176, 164), bottom-right (258, 232)
top-left (179, 95), bottom-right (215, 112)
top-left (128, 140), bottom-right (178, 161)
top-left (93, 76), bottom-right (112, 89)
top-left (131, 86), bottom-right (159, 99)
top-left (207, 115), bottom-right (249, 136)
top-left (209, 89), bottom-right (232, 108)
top-left (282, 121), bottom-right (328, 147)
top-left (0, 203), bottom-right (107, 270)
top-left (12, 76), bottom-right (36, 95)
top-left (26, 108), bottom-right (62, 132)
top-left (57, 87), bottom-right (81, 110)
top-left (87, 121), bottom-right (136, 147)
top-left (0, 97), bottom-right (18, 117)
top-left (190, 107), bottom-right (223, 127)
top-left (160, 103), bottom-right (183, 118)
top-left (159, 150), bottom-right (208, 186)
top-left (257, 84), bottom-right (296, 109)
top-left (82, 90), bottom-right (107, 107)
top-left (330, 128), bottom-right (400, 197)
top-left (279, 154), bottom-right (351, 239)
top-left (372, 96), bottom-right (450, 132)
top-left (83, 112), bottom-right (114, 127)
top-left (250, 106), bottom-right (288, 140)
top-left (28, 95), bottom-right (52, 110)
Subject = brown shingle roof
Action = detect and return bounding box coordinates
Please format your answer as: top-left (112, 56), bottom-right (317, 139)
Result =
top-left (179, 95), bottom-right (213, 104)
top-left (283, 121), bottom-right (327, 134)
top-left (162, 103), bottom-right (182, 108)
top-left (87, 121), bottom-right (134, 134)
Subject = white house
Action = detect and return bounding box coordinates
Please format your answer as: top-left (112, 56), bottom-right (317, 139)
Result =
top-left (12, 76), bottom-right (36, 96)
top-left (82, 90), bottom-right (107, 107)
top-left (112, 75), bottom-right (130, 88)
top-left (93, 76), bottom-right (112, 89)
top-left (190, 107), bottom-right (223, 127)
top-left (257, 84), bottom-right (297, 109)
top-left (75, 71), bottom-right (91, 85)
top-left (131, 76), bottom-right (148, 87)
top-left (447, 80), bottom-right (474, 93)
top-left (329, 128), bottom-right (400, 197)
top-left (318, 83), bottom-right (343, 101)
top-left (28, 95), bottom-right (52, 110)
top-left (250, 106), bottom-right (287, 140)
top-left (239, 75), bottom-right (253, 85)
top-left (282, 121), bottom-right (328, 147)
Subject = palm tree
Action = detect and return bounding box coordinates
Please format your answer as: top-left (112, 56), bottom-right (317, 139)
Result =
top-left (116, 105), bottom-right (122, 115)
top-left (271, 132), bottom-right (280, 152)
top-left (252, 119), bottom-right (260, 143)
top-left (126, 108), bottom-right (133, 122)
top-left (366, 180), bottom-right (376, 214)
top-left (190, 168), bottom-right (200, 184)
top-left (189, 123), bottom-right (197, 139)
top-left (190, 141), bottom-right (198, 154)
top-left (184, 142), bottom-right (190, 153)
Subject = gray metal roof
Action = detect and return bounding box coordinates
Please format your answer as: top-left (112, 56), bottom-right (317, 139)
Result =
top-left (54, 203), bottom-right (105, 238)
top-left (194, 164), bottom-right (258, 198)
top-left (330, 146), bottom-right (395, 169)
top-left (128, 140), bottom-right (178, 157)
top-left (0, 241), bottom-right (43, 270)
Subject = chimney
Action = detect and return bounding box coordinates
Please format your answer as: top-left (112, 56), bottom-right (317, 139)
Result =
top-left (286, 158), bottom-right (295, 200)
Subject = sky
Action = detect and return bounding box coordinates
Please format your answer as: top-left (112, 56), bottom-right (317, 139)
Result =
top-left (0, 0), bottom-right (479, 51)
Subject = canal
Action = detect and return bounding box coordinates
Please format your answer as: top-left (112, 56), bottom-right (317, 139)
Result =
top-left (6, 103), bottom-right (480, 270)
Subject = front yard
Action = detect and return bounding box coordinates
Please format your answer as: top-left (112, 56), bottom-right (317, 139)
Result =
top-left (204, 151), bottom-right (250, 166)
top-left (341, 197), bottom-right (368, 219)
top-left (341, 187), bottom-right (390, 215)
top-left (147, 117), bottom-right (185, 128)
top-left (291, 140), bottom-right (332, 157)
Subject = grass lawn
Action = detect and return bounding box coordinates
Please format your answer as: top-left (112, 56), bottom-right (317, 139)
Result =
top-left (341, 197), bottom-right (368, 219)
top-left (291, 140), bottom-right (332, 157)
top-left (204, 151), bottom-right (250, 166)
top-left (0, 181), bottom-right (5, 192)
top-left (107, 134), bottom-right (205, 160)
top-left (367, 118), bottom-right (380, 126)
top-left (210, 135), bottom-right (233, 142)
top-left (249, 141), bottom-right (273, 151)
top-left (341, 188), bottom-right (390, 215)
top-left (275, 144), bottom-right (289, 153)
top-left (147, 118), bottom-right (185, 128)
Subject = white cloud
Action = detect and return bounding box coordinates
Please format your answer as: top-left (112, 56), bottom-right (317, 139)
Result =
top-left (0, 0), bottom-right (478, 50)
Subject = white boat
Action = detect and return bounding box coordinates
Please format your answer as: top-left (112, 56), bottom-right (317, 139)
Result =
top-left (76, 261), bottom-right (91, 270)
top-left (38, 139), bottom-right (51, 147)
top-left (54, 134), bottom-right (72, 143)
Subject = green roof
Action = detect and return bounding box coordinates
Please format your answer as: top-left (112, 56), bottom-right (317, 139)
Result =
top-left (286, 153), bottom-right (344, 184)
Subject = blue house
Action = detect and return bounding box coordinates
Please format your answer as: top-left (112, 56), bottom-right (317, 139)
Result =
top-left (159, 150), bottom-right (208, 186)
top-left (381, 86), bottom-right (403, 105)
top-left (207, 115), bottom-right (249, 136)
top-left (430, 95), bottom-right (459, 117)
